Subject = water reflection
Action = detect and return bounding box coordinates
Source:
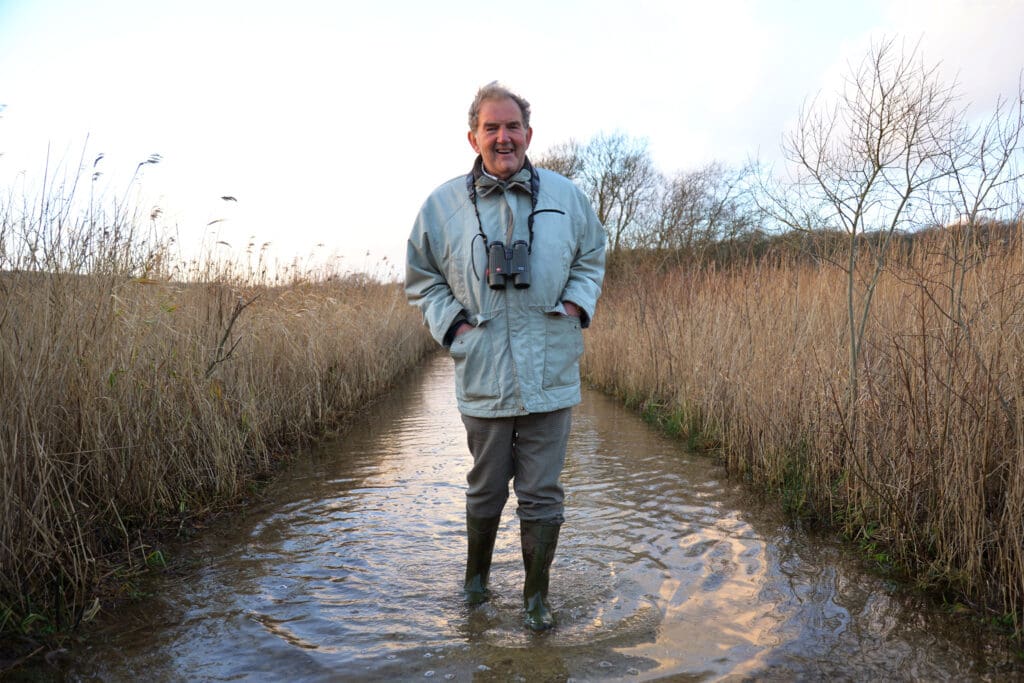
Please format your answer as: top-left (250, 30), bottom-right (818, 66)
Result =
top-left (38, 355), bottom-right (1017, 681)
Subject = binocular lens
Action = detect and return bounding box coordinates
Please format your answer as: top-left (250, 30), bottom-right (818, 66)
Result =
top-left (487, 242), bottom-right (507, 289)
top-left (510, 241), bottom-right (530, 289)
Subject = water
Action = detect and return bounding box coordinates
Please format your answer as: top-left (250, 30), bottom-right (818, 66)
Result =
top-left (32, 355), bottom-right (1019, 680)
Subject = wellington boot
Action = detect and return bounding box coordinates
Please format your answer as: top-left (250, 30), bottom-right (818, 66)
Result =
top-left (520, 520), bottom-right (561, 631)
top-left (464, 513), bottom-right (501, 605)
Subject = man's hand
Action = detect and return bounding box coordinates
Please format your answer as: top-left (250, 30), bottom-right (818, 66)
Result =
top-left (454, 321), bottom-right (474, 337)
top-left (563, 301), bottom-right (581, 318)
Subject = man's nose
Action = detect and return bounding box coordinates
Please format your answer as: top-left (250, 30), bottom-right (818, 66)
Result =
top-left (495, 126), bottom-right (509, 142)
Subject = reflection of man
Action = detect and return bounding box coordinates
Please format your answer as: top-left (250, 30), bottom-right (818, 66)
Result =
top-left (405, 82), bottom-right (605, 630)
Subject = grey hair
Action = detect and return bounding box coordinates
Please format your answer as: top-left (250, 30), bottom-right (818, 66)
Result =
top-left (468, 81), bottom-right (531, 131)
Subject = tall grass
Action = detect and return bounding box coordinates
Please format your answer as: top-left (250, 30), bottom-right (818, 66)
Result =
top-left (584, 224), bottom-right (1024, 626)
top-left (0, 167), bottom-right (434, 636)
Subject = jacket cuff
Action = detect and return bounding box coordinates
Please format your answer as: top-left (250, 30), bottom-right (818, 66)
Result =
top-left (443, 314), bottom-right (468, 347)
top-left (563, 299), bottom-right (592, 329)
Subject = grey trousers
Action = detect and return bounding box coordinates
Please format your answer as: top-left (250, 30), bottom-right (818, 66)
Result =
top-left (461, 408), bottom-right (572, 523)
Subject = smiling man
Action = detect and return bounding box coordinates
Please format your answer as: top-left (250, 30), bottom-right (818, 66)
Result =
top-left (468, 96), bottom-right (532, 183)
top-left (406, 82), bottom-right (606, 631)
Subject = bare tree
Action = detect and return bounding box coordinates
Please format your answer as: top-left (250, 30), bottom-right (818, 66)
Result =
top-left (584, 133), bottom-right (659, 252)
top-left (647, 161), bottom-right (758, 261)
top-left (532, 139), bottom-right (585, 180)
top-left (780, 37), bottom-right (963, 436)
top-left (916, 76), bottom-right (1024, 423)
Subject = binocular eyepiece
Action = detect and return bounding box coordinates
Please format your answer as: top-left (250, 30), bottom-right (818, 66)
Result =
top-left (487, 240), bottom-right (530, 289)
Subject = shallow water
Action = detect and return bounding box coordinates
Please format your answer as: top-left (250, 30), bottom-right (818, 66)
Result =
top-left (35, 355), bottom-right (1019, 681)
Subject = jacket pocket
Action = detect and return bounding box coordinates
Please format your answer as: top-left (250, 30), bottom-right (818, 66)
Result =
top-left (542, 314), bottom-right (584, 389)
top-left (449, 325), bottom-right (500, 400)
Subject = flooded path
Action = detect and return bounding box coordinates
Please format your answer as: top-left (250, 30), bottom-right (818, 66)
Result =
top-left (44, 355), bottom-right (1016, 680)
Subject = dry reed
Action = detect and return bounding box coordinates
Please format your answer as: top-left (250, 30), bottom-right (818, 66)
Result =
top-left (585, 225), bottom-right (1024, 627)
top-left (0, 174), bottom-right (434, 636)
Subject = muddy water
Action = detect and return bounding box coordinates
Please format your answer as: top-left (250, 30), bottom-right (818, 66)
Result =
top-left (44, 355), bottom-right (1017, 681)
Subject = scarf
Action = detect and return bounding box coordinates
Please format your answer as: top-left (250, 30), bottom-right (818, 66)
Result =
top-left (472, 156), bottom-right (533, 198)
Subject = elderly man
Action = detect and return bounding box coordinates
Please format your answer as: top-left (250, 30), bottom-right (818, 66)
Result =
top-left (405, 82), bottom-right (605, 631)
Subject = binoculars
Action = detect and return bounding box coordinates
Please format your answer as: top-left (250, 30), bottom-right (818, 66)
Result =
top-left (487, 240), bottom-right (530, 289)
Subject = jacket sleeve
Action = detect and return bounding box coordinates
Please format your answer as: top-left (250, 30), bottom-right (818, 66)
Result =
top-left (561, 196), bottom-right (606, 329)
top-left (405, 210), bottom-right (465, 348)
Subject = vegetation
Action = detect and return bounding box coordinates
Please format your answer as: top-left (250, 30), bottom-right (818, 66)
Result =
top-left (569, 37), bottom-right (1024, 629)
top-left (586, 224), bottom-right (1024, 620)
top-left (0, 157), bottom-right (434, 643)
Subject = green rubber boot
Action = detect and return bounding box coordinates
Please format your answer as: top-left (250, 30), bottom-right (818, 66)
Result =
top-left (520, 519), bottom-right (561, 631)
top-left (464, 513), bottom-right (501, 605)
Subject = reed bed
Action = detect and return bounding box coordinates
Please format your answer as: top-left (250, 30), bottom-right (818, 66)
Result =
top-left (585, 227), bottom-right (1024, 627)
top-left (0, 187), bottom-right (434, 636)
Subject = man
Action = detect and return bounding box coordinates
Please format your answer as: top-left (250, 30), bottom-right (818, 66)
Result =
top-left (405, 82), bottom-right (605, 631)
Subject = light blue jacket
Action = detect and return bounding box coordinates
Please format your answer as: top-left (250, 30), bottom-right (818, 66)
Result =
top-left (405, 159), bottom-right (606, 418)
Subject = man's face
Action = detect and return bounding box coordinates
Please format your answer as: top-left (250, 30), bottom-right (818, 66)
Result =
top-left (468, 97), bottom-right (533, 180)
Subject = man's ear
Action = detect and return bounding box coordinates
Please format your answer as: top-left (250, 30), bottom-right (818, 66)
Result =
top-left (468, 129), bottom-right (481, 154)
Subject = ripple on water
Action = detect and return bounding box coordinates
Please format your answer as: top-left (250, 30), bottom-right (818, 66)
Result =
top-left (43, 356), bottom-right (1022, 682)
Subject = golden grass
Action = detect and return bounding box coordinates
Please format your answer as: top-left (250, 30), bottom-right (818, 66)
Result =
top-left (0, 216), bottom-right (433, 635)
top-left (584, 226), bottom-right (1024, 626)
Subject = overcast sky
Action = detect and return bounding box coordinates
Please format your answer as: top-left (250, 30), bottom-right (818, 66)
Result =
top-left (1, 0), bottom-right (1022, 277)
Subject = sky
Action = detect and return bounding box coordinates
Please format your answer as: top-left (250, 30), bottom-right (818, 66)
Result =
top-left (1, 0), bottom-right (1022, 279)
